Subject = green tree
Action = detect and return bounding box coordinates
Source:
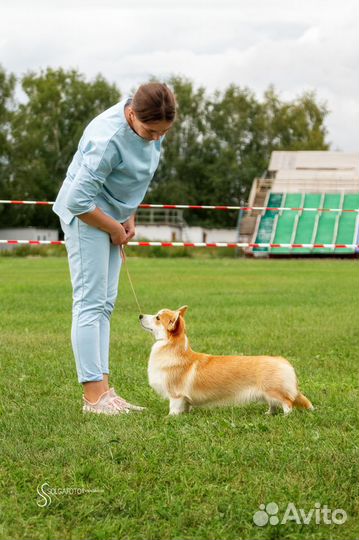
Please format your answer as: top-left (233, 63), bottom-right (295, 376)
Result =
top-left (149, 79), bottom-right (329, 226)
top-left (262, 86), bottom-right (329, 151)
top-left (0, 67), bottom-right (121, 228)
top-left (0, 65), bottom-right (16, 200)
top-left (201, 85), bottom-right (268, 225)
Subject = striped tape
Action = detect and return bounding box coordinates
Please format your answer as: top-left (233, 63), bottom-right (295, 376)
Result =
top-left (0, 200), bottom-right (358, 213)
top-left (0, 240), bottom-right (358, 249)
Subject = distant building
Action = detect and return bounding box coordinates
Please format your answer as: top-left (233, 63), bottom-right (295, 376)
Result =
top-left (0, 227), bottom-right (59, 250)
top-left (135, 207), bottom-right (237, 243)
top-left (239, 151), bottom-right (359, 256)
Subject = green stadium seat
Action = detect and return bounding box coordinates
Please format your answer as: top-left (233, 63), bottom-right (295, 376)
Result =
top-left (323, 193), bottom-right (341, 209)
top-left (253, 193), bottom-right (282, 254)
top-left (343, 193), bottom-right (359, 210)
top-left (303, 193), bottom-right (323, 208)
top-left (283, 193), bottom-right (303, 209)
top-left (312, 212), bottom-right (338, 253)
top-left (312, 193), bottom-right (341, 254)
top-left (292, 194), bottom-right (323, 254)
top-left (270, 194), bottom-right (302, 254)
top-left (334, 194), bottom-right (359, 254)
top-left (334, 213), bottom-right (358, 253)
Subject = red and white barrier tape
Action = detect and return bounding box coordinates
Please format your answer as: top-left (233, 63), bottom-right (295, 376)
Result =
top-left (0, 200), bottom-right (358, 213)
top-left (0, 240), bottom-right (358, 249)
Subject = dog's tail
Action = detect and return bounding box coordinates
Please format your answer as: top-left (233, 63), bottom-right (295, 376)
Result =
top-left (293, 392), bottom-right (314, 410)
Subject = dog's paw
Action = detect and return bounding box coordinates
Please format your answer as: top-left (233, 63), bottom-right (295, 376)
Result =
top-left (265, 406), bottom-right (279, 415)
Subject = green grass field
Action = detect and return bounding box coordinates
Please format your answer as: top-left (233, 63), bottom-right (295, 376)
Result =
top-left (1, 256), bottom-right (358, 540)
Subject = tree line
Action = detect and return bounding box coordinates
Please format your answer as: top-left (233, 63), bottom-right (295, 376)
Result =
top-left (0, 66), bottom-right (329, 229)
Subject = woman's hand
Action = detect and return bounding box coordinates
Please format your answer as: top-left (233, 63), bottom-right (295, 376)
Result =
top-left (122, 216), bottom-right (136, 244)
top-left (109, 223), bottom-right (128, 245)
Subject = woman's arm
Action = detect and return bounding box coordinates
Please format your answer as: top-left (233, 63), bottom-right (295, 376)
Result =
top-left (78, 207), bottom-right (127, 245)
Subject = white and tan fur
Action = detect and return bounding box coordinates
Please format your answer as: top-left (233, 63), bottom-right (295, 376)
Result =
top-left (140, 306), bottom-right (314, 416)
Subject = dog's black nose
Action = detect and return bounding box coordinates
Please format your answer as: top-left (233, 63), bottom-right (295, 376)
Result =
top-left (139, 314), bottom-right (143, 320)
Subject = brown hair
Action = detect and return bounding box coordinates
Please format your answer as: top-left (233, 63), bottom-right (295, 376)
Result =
top-left (131, 83), bottom-right (176, 124)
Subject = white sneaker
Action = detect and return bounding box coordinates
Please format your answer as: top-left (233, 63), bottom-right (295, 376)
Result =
top-left (83, 389), bottom-right (130, 415)
top-left (108, 388), bottom-right (146, 412)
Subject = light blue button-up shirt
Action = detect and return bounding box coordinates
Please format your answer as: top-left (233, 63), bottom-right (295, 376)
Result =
top-left (53, 97), bottom-right (163, 225)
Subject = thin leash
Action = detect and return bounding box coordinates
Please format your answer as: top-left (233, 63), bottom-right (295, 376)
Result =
top-left (120, 246), bottom-right (143, 315)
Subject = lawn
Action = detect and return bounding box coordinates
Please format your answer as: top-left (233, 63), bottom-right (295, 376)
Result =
top-left (0, 256), bottom-right (358, 540)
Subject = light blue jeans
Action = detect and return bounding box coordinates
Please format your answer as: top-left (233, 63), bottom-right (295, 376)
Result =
top-left (61, 218), bottom-right (122, 383)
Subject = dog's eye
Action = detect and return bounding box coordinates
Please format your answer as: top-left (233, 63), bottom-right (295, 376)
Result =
top-left (156, 315), bottom-right (160, 320)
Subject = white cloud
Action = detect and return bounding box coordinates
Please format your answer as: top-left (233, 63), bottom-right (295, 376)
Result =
top-left (0, 0), bottom-right (357, 150)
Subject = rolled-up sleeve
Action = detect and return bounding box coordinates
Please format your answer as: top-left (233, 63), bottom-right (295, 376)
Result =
top-left (66, 138), bottom-right (121, 216)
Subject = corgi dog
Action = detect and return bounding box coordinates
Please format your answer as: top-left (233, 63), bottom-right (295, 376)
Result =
top-left (140, 306), bottom-right (313, 416)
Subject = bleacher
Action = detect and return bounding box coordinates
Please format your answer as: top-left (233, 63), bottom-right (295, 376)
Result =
top-left (253, 192), bottom-right (359, 255)
top-left (248, 152), bottom-right (359, 256)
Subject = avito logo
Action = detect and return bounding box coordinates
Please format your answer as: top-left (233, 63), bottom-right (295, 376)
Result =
top-left (253, 501), bottom-right (347, 526)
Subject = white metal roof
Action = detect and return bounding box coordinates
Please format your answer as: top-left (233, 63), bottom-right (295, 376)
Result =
top-left (268, 151), bottom-right (359, 173)
top-left (275, 169), bottom-right (359, 181)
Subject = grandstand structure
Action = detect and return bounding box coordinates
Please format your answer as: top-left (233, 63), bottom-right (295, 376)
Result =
top-left (239, 151), bottom-right (359, 256)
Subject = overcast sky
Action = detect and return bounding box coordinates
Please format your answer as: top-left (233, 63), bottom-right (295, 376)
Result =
top-left (1, 0), bottom-right (358, 151)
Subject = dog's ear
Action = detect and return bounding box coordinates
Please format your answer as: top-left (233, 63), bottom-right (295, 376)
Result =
top-left (178, 306), bottom-right (188, 318)
top-left (168, 312), bottom-right (181, 333)
top-left (168, 307), bottom-right (188, 333)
